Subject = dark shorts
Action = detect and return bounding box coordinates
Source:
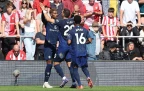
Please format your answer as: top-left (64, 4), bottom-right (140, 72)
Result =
top-left (71, 56), bottom-right (88, 67)
top-left (53, 46), bottom-right (71, 62)
top-left (44, 41), bottom-right (56, 60)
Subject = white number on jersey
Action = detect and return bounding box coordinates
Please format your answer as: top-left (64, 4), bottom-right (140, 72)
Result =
top-left (64, 25), bottom-right (74, 36)
top-left (75, 33), bottom-right (86, 44)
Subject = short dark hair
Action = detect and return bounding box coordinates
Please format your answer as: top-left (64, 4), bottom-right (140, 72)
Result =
top-left (74, 15), bottom-right (81, 24)
top-left (63, 8), bottom-right (70, 18)
top-left (6, 1), bottom-right (14, 8)
top-left (49, 8), bottom-right (57, 14)
top-left (108, 7), bottom-right (115, 12)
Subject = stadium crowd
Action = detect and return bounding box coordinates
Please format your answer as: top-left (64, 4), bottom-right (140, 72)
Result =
top-left (0, 0), bottom-right (144, 61)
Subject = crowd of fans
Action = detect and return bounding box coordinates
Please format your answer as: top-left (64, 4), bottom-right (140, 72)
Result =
top-left (0, 0), bottom-right (144, 61)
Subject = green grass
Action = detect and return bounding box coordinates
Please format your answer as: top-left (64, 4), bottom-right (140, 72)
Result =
top-left (0, 86), bottom-right (144, 91)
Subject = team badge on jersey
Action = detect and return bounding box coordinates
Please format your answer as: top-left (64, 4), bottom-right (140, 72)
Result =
top-left (54, 25), bottom-right (58, 29)
top-left (59, 53), bottom-right (64, 59)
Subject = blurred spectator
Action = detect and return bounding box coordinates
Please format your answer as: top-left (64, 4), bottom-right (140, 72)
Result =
top-left (87, 21), bottom-right (101, 60)
top-left (99, 42), bottom-right (125, 60)
top-left (137, 0), bottom-right (144, 24)
top-left (35, 24), bottom-right (46, 60)
top-left (5, 44), bottom-right (26, 60)
top-left (0, 0), bottom-right (9, 14)
top-left (120, 21), bottom-right (140, 47)
top-left (19, 0), bottom-right (32, 34)
top-left (10, 0), bottom-right (22, 11)
top-left (138, 26), bottom-right (144, 55)
top-left (23, 9), bottom-right (37, 60)
top-left (51, 0), bottom-right (63, 19)
top-left (80, 15), bottom-right (89, 30)
top-left (101, 0), bottom-right (119, 17)
top-left (71, 5), bottom-right (80, 18)
top-left (84, 0), bottom-right (102, 26)
top-left (120, 0), bottom-right (141, 25)
top-left (126, 42), bottom-right (142, 60)
top-left (33, 0), bottom-right (50, 33)
top-left (102, 8), bottom-right (119, 47)
top-left (63, 0), bottom-right (86, 15)
top-left (33, 0), bottom-right (50, 15)
top-left (1, 1), bottom-right (20, 58)
top-left (29, 0), bottom-right (34, 8)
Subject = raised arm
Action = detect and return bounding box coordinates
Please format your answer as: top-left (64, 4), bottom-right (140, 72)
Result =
top-left (40, 3), bottom-right (55, 23)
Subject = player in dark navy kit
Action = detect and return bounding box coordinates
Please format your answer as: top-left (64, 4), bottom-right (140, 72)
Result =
top-left (40, 3), bottom-right (76, 88)
top-left (41, 8), bottom-right (59, 88)
top-left (67, 15), bottom-right (93, 89)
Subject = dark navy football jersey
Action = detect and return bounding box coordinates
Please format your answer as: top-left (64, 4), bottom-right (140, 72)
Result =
top-left (68, 26), bottom-right (91, 57)
top-left (55, 18), bottom-right (74, 46)
top-left (41, 12), bottom-right (59, 45)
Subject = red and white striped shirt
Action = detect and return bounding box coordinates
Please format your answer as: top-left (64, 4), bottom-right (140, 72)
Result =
top-left (2, 11), bottom-right (19, 36)
top-left (6, 50), bottom-right (26, 60)
top-left (102, 16), bottom-right (119, 41)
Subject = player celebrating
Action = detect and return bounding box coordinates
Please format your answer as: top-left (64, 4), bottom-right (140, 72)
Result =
top-left (42, 8), bottom-right (59, 88)
top-left (40, 3), bottom-right (76, 88)
top-left (67, 15), bottom-right (93, 89)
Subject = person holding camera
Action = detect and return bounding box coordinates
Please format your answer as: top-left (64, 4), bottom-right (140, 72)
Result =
top-left (99, 42), bottom-right (126, 60)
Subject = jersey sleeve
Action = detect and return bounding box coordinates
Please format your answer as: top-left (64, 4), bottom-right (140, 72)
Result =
top-left (1, 14), bottom-right (6, 21)
top-left (15, 13), bottom-right (19, 23)
top-left (35, 32), bottom-right (41, 39)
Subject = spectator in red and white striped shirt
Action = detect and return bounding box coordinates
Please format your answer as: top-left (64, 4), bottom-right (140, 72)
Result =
top-left (102, 8), bottom-right (119, 42)
top-left (1, 1), bottom-right (20, 58)
top-left (5, 44), bottom-right (26, 60)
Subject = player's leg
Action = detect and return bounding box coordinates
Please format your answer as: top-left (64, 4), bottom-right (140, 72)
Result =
top-left (53, 49), bottom-right (68, 88)
top-left (71, 57), bottom-right (83, 89)
top-left (81, 56), bottom-right (93, 88)
top-left (66, 58), bottom-right (77, 88)
top-left (43, 43), bottom-right (55, 88)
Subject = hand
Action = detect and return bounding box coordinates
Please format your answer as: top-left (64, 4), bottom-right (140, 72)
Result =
top-left (132, 57), bottom-right (137, 60)
top-left (16, 34), bottom-right (20, 38)
top-left (40, 3), bottom-right (45, 10)
top-left (104, 35), bottom-right (108, 38)
top-left (120, 23), bottom-right (126, 27)
top-left (0, 34), bottom-right (2, 37)
top-left (3, 34), bottom-right (6, 38)
top-left (137, 23), bottom-right (141, 27)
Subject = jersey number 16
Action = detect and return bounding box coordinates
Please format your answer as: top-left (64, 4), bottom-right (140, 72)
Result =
top-left (75, 33), bottom-right (86, 44)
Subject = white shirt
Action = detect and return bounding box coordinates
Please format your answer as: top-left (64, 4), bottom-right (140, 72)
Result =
top-left (24, 20), bottom-right (36, 32)
top-left (120, 0), bottom-right (140, 24)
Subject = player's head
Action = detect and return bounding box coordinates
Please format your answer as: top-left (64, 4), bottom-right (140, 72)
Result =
top-left (62, 8), bottom-right (70, 18)
top-left (6, 1), bottom-right (14, 14)
top-left (74, 15), bottom-right (81, 24)
top-left (50, 8), bottom-right (58, 19)
top-left (108, 7), bottom-right (114, 18)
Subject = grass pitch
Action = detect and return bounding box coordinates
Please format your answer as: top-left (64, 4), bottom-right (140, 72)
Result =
top-left (0, 86), bottom-right (144, 91)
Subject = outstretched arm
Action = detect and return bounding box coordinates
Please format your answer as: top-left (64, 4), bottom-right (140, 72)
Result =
top-left (40, 3), bottom-right (55, 23)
